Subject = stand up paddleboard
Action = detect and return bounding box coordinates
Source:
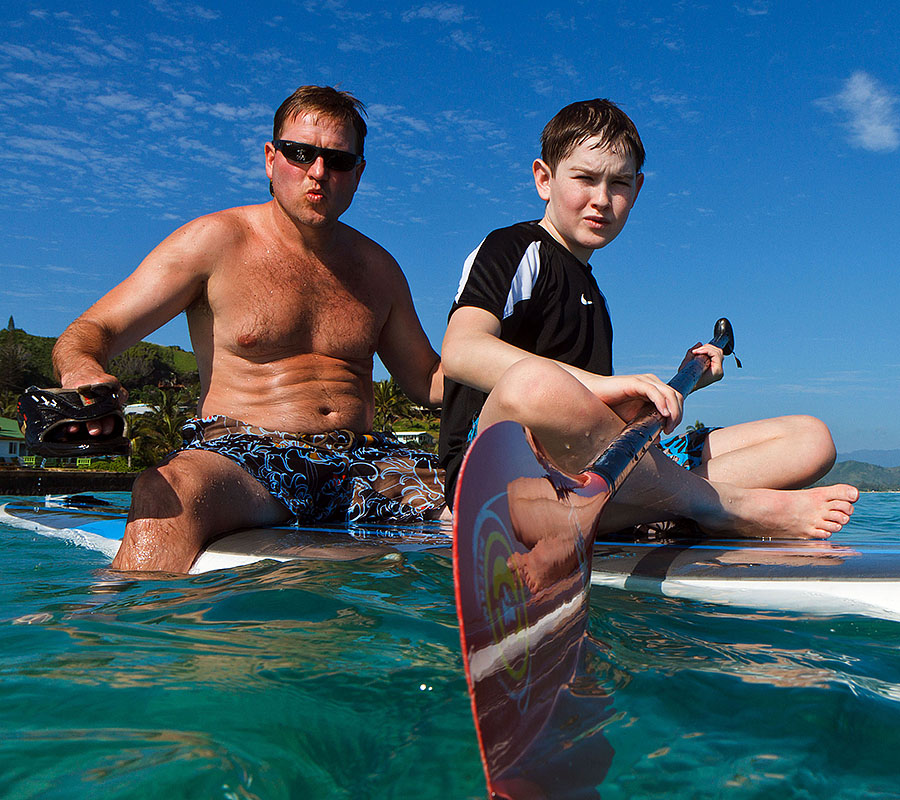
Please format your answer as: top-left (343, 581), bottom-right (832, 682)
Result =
top-left (0, 496), bottom-right (452, 573)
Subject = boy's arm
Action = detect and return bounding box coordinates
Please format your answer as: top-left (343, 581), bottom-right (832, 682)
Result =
top-left (443, 306), bottom-right (686, 432)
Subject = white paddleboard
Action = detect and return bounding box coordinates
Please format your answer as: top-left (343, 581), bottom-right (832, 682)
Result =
top-left (5, 496), bottom-right (900, 621)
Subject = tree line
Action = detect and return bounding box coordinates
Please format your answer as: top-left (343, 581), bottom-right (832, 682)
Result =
top-left (2, 322), bottom-right (439, 470)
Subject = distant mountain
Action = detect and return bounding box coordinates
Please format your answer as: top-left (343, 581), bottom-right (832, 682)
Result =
top-left (838, 449), bottom-right (900, 468)
top-left (815, 460), bottom-right (900, 491)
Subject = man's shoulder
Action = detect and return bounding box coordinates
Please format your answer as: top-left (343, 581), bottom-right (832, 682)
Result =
top-left (171, 204), bottom-right (263, 248)
top-left (338, 223), bottom-right (403, 274)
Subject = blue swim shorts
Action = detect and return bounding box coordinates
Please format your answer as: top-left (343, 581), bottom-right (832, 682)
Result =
top-left (468, 415), bottom-right (716, 472)
top-left (658, 426), bottom-right (718, 470)
top-left (178, 416), bottom-right (446, 524)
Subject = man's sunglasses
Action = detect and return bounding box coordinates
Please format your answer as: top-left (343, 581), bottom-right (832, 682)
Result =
top-left (272, 140), bottom-right (363, 172)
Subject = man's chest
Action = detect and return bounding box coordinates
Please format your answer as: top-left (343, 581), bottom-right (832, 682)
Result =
top-left (204, 258), bottom-right (389, 358)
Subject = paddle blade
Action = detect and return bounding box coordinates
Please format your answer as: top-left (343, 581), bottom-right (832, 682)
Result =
top-left (453, 421), bottom-right (614, 798)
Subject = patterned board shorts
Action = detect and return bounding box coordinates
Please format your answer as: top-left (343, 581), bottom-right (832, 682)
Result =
top-left (178, 416), bottom-right (446, 524)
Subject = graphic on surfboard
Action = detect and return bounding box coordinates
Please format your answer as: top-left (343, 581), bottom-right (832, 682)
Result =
top-left (452, 419), bottom-right (614, 798)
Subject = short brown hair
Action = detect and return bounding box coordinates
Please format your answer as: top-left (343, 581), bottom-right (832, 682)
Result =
top-left (541, 99), bottom-right (645, 173)
top-left (273, 85), bottom-right (368, 156)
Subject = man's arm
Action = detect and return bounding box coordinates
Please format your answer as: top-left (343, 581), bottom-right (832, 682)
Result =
top-left (442, 306), bottom-right (687, 432)
top-left (53, 214), bottom-right (225, 389)
top-left (376, 264), bottom-right (442, 408)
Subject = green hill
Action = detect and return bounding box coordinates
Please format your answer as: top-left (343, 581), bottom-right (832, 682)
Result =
top-left (814, 460), bottom-right (900, 492)
top-left (0, 323), bottom-right (198, 404)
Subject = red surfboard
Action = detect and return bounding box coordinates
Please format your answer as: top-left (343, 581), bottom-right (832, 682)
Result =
top-left (453, 319), bottom-right (735, 797)
top-left (452, 420), bottom-right (614, 798)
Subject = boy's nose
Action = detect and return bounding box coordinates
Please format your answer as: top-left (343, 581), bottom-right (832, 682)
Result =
top-left (591, 186), bottom-right (612, 208)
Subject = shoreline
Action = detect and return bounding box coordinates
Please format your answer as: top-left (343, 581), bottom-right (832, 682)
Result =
top-left (0, 469), bottom-right (136, 496)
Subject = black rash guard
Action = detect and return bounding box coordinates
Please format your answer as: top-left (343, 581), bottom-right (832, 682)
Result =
top-left (439, 221), bottom-right (614, 504)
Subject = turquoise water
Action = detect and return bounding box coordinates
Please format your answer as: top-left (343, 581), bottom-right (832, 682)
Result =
top-left (3, 493), bottom-right (900, 799)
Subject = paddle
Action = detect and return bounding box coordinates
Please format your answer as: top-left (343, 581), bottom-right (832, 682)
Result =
top-left (590, 316), bottom-right (736, 493)
top-left (453, 318), bottom-right (734, 799)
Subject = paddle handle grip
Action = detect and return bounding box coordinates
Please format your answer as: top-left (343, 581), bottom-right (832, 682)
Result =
top-left (589, 318), bottom-right (734, 495)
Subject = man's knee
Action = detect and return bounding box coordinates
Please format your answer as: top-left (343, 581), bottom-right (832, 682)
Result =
top-left (130, 452), bottom-right (211, 520)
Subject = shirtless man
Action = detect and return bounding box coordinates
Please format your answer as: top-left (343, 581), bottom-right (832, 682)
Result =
top-left (52, 86), bottom-right (445, 573)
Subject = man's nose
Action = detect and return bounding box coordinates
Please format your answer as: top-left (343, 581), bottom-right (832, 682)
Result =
top-left (308, 156), bottom-right (328, 179)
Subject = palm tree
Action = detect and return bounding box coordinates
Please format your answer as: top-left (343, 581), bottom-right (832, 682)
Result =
top-left (686, 419), bottom-right (705, 433)
top-left (373, 378), bottom-right (412, 432)
top-left (127, 387), bottom-right (194, 468)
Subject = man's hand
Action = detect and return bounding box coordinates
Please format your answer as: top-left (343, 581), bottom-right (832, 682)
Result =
top-left (58, 372), bottom-right (127, 438)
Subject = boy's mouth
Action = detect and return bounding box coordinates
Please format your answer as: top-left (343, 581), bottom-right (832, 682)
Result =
top-left (584, 215), bottom-right (609, 228)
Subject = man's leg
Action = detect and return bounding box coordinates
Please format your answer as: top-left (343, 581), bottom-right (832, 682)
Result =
top-left (694, 416), bottom-right (836, 489)
top-left (112, 449), bottom-right (292, 573)
top-left (478, 358), bottom-right (857, 539)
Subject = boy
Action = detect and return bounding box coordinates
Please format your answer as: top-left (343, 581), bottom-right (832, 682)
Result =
top-left (439, 98), bottom-right (857, 539)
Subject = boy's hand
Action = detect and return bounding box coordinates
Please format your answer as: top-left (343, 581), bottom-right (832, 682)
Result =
top-left (586, 374), bottom-right (684, 434)
top-left (679, 342), bottom-right (724, 391)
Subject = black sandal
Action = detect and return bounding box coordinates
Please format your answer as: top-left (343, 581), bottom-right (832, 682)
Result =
top-left (17, 385), bottom-right (129, 457)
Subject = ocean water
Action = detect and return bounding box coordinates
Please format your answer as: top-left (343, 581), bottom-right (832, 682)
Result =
top-left (2, 492), bottom-right (900, 799)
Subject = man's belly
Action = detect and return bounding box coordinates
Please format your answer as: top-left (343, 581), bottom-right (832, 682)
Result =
top-left (198, 356), bottom-right (375, 434)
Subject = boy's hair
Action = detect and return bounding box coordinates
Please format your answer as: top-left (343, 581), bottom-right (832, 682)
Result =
top-left (273, 85), bottom-right (368, 156)
top-left (541, 99), bottom-right (645, 174)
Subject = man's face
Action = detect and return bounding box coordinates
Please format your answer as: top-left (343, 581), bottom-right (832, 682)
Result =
top-left (265, 113), bottom-right (365, 228)
top-left (533, 136), bottom-right (643, 263)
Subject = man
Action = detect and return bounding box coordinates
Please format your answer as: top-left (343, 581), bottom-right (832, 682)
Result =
top-left (439, 98), bottom-right (858, 539)
top-left (53, 86), bottom-right (445, 573)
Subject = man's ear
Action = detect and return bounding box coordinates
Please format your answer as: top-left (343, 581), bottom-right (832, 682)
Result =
top-left (533, 159), bottom-right (553, 202)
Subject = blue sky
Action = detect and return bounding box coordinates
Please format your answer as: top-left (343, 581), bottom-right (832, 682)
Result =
top-left (1, 1), bottom-right (898, 452)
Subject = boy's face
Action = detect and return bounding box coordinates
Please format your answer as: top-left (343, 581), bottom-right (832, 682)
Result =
top-left (533, 136), bottom-right (643, 263)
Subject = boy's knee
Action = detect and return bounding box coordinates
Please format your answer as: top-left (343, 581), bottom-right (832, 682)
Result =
top-left (494, 358), bottom-right (568, 410)
top-left (789, 414), bottom-right (836, 473)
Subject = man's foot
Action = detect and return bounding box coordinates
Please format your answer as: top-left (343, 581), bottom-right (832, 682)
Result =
top-left (706, 483), bottom-right (859, 540)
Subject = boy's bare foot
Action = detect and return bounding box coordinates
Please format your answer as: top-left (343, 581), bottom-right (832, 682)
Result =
top-left (705, 483), bottom-right (859, 540)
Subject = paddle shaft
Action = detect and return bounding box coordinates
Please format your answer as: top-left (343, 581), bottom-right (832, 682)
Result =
top-left (589, 318), bottom-right (734, 495)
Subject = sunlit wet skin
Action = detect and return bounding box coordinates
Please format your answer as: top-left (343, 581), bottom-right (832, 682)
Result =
top-left (112, 449), bottom-right (292, 574)
top-left (506, 472), bottom-right (611, 594)
top-left (478, 357), bottom-right (859, 543)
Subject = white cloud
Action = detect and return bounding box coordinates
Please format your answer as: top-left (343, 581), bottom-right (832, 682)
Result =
top-left (650, 91), bottom-right (700, 122)
top-left (449, 30), bottom-right (474, 50)
top-left (734, 2), bottom-right (770, 16)
top-left (402, 4), bottom-right (469, 24)
top-left (819, 71), bottom-right (899, 153)
top-left (368, 103), bottom-right (433, 134)
top-left (148, 0), bottom-right (220, 21)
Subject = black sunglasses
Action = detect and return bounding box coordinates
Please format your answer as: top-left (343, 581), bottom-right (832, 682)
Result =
top-left (272, 140), bottom-right (363, 172)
